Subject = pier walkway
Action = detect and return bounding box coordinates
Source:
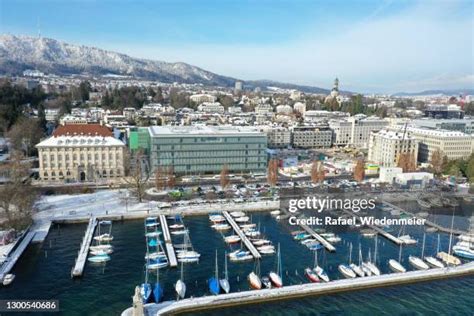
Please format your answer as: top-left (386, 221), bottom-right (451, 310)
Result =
top-left (159, 215), bottom-right (178, 268)
top-left (222, 211), bottom-right (261, 259)
top-left (71, 217), bottom-right (98, 278)
top-left (340, 209), bottom-right (403, 245)
top-left (281, 209), bottom-right (336, 252)
top-left (122, 262), bottom-right (474, 316)
top-left (382, 201), bottom-right (467, 235)
top-left (0, 231), bottom-right (36, 283)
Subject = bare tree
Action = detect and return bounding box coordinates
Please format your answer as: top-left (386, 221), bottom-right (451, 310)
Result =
top-left (430, 149), bottom-right (444, 175)
top-left (311, 160), bottom-right (319, 183)
top-left (167, 165), bottom-right (176, 189)
top-left (317, 161), bottom-right (326, 182)
top-left (397, 152), bottom-right (416, 172)
top-left (7, 118), bottom-right (43, 157)
top-left (220, 164), bottom-right (230, 189)
top-left (124, 149), bottom-right (149, 203)
top-left (353, 158), bottom-right (365, 182)
top-left (0, 152), bottom-right (37, 229)
top-left (155, 166), bottom-right (165, 191)
top-left (267, 159), bottom-right (279, 187)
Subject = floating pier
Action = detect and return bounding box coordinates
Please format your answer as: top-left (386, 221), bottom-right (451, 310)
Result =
top-left (159, 215), bottom-right (178, 268)
top-left (340, 209), bottom-right (403, 245)
top-left (280, 209), bottom-right (336, 252)
top-left (122, 262), bottom-right (474, 316)
top-left (222, 211), bottom-right (261, 259)
top-left (0, 231), bottom-right (36, 283)
top-left (71, 217), bottom-right (98, 278)
top-left (383, 201), bottom-right (467, 235)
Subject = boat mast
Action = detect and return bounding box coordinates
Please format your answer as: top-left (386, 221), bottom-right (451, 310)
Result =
top-left (437, 234), bottom-right (441, 254)
top-left (349, 243), bottom-right (352, 264)
top-left (448, 208), bottom-right (455, 256)
top-left (358, 243), bottom-right (362, 266)
top-left (145, 236), bottom-right (149, 284)
top-left (224, 251), bottom-right (228, 280)
top-left (374, 235), bottom-right (378, 264)
top-left (215, 250), bottom-right (218, 280)
top-left (314, 249), bottom-right (318, 269)
top-left (398, 243), bottom-right (403, 263)
top-left (277, 243), bottom-right (282, 280)
top-left (421, 233), bottom-right (426, 258)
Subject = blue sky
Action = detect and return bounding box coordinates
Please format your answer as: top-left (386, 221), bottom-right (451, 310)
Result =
top-left (1, 0), bottom-right (473, 93)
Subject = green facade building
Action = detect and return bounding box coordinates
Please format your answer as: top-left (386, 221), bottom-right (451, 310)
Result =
top-left (133, 126), bottom-right (267, 174)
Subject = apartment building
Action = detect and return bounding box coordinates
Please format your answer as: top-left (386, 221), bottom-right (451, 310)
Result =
top-left (368, 129), bottom-right (418, 167)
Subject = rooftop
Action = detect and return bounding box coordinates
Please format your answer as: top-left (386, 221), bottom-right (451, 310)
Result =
top-left (148, 125), bottom-right (265, 137)
top-left (52, 124), bottom-right (113, 137)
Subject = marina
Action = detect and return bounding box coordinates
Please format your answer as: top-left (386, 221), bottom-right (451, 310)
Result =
top-left (0, 230), bottom-right (36, 283)
top-left (222, 211), bottom-right (261, 259)
top-left (159, 215), bottom-right (178, 268)
top-left (71, 217), bottom-right (98, 278)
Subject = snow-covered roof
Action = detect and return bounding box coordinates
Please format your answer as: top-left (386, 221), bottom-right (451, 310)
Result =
top-left (36, 136), bottom-right (125, 148)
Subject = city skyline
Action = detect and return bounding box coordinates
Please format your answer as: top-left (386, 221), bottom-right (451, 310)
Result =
top-left (1, 0), bottom-right (473, 93)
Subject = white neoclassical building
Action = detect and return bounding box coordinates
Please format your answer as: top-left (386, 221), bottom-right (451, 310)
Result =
top-left (36, 124), bottom-right (126, 182)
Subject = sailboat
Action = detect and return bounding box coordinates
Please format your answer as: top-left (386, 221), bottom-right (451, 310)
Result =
top-left (248, 260), bottom-right (262, 290)
top-left (176, 231), bottom-right (200, 263)
top-left (409, 233), bottom-right (430, 270)
top-left (153, 266), bottom-right (164, 303)
top-left (348, 243), bottom-right (365, 277)
top-left (453, 214), bottom-right (474, 259)
top-left (175, 258), bottom-right (186, 299)
top-left (425, 234), bottom-right (445, 268)
top-left (305, 250), bottom-right (320, 283)
top-left (389, 242), bottom-right (406, 273)
top-left (219, 251), bottom-right (230, 294)
top-left (140, 263), bottom-right (152, 303)
top-left (338, 243), bottom-right (356, 279)
top-left (359, 245), bottom-right (372, 276)
top-left (208, 250), bottom-right (220, 295)
top-left (269, 243), bottom-right (283, 287)
top-left (313, 250), bottom-right (330, 282)
top-left (365, 237), bottom-right (381, 276)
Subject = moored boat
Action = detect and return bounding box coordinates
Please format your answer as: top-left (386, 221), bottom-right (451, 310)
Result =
top-left (248, 271), bottom-right (262, 289)
top-left (388, 259), bottom-right (406, 273)
top-left (338, 264), bottom-right (356, 279)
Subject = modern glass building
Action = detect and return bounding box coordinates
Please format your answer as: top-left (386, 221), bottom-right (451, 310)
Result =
top-left (132, 126), bottom-right (268, 174)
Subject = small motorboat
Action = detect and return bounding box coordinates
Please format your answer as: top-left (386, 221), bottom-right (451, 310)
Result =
top-left (2, 274), bottom-right (15, 286)
top-left (94, 233), bottom-right (113, 242)
top-left (245, 230), bottom-right (261, 238)
top-left (209, 215), bottom-right (225, 223)
top-left (90, 248), bottom-right (113, 255)
top-left (399, 235), bottom-right (417, 245)
top-left (145, 252), bottom-right (167, 260)
top-left (235, 216), bottom-right (250, 223)
top-left (326, 236), bottom-right (342, 243)
top-left (88, 254), bottom-right (111, 263)
top-left (270, 210), bottom-right (281, 216)
top-left (212, 224), bottom-right (231, 231)
top-left (90, 244), bottom-right (113, 252)
top-left (224, 235), bottom-right (241, 244)
top-left (305, 268), bottom-right (320, 283)
top-left (240, 223), bottom-right (257, 229)
top-left (171, 229), bottom-right (188, 235)
top-left (252, 239), bottom-right (271, 246)
top-left (230, 211), bottom-right (246, 217)
top-left (169, 224), bottom-right (184, 230)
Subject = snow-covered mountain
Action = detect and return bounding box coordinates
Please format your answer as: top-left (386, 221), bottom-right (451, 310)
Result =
top-left (0, 34), bottom-right (238, 86)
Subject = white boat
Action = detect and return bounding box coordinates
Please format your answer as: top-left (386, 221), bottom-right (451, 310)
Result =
top-left (240, 223), bottom-right (257, 229)
top-left (209, 215), bottom-right (225, 222)
top-left (90, 244), bottom-right (113, 252)
top-left (270, 210), bottom-right (281, 216)
top-left (171, 229), bottom-right (188, 235)
top-left (175, 257), bottom-right (186, 299)
top-left (94, 233), bottom-right (113, 242)
top-left (145, 252), bottom-right (167, 260)
top-left (399, 235), bottom-right (417, 245)
top-left (388, 259), bottom-right (406, 273)
top-left (326, 236), bottom-right (342, 243)
top-left (169, 224), bottom-right (184, 230)
top-left (235, 216), bottom-right (250, 223)
top-left (361, 263), bottom-right (372, 276)
top-left (453, 244), bottom-right (474, 259)
top-left (90, 248), bottom-right (113, 255)
top-left (425, 256), bottom-right (445, 268)
top-left (269, 244), bottom-right (283, 287)
top-left (338, 264), bottom-right (356, 278)
top-left (145, 231), bottom-right (162, 238)
top-left (147, 260), bottom-right (169, 270)
top-left (245, 231), bottom-right (261, 238)
top-left (314, 266), bottom-right (329, 282)
top-left (248, 271), bottom-right (262, 289)
top-left (350, 263), bottom-right (365, 277)
top-left (212, 224), bottom-right (231, 231)
top-left (259, 247), bottom-right (276, 255)
top-left (251, 239), bottom-right (271, 246)
top-left (176, 250), bottom-right (201, 261)
top-left (88, 254), bottom-right (111, 263)
top-left (230, 211), bottom-right (246, 217)
top-left (2, 274), bottom-right (15, 285)
top-left (219, 252), bottom-right (231, 294)
top-left (408, 256), bottom-right (430, 270)
top-left (229, 254), bottom-right (253, 262)
top-left (224, 235), bottom-right (241, 244)
top-left (437, 251), bottom-right (461, 266)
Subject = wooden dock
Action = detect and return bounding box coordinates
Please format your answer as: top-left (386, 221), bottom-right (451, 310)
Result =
top-left (281, 209), bottom-right (336, 252)
top-left (382, 201), bottom-right (467, 235)
top-left (159, 215), bottom-right (178, 268)
top-left (340, 208), bottom-right (403, 245)
top-left (0, 231), bottom-right (36, 283)
top-left (71, 217), bottom-right (98, 278)
top-left (222, 211), bottom-right (261, 259)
